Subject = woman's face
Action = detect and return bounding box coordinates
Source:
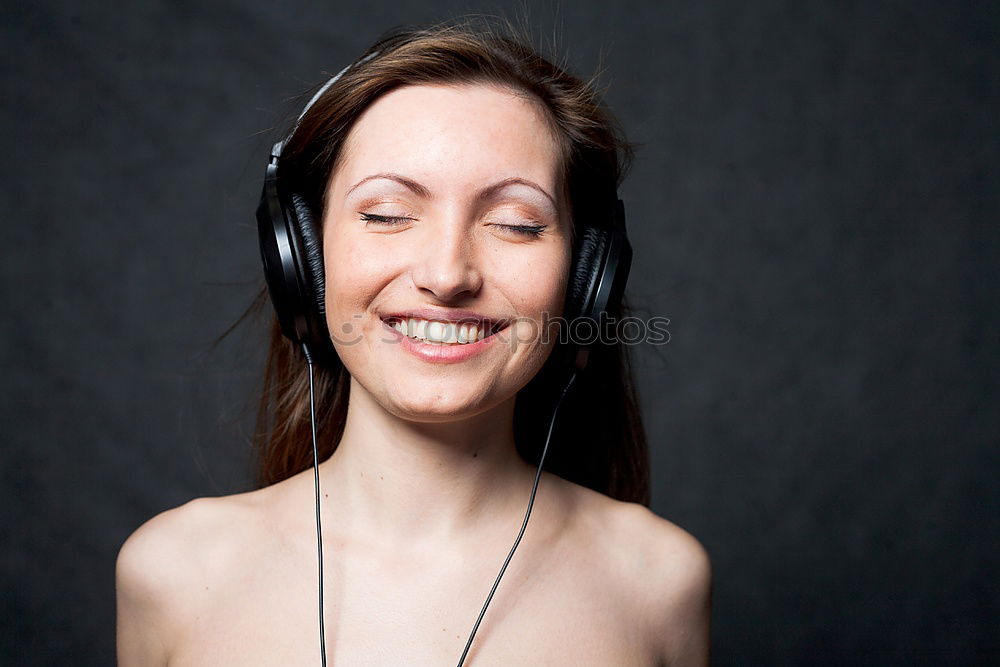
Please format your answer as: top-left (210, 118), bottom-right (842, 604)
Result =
top-left (322, 83), bottom-right (572, 422)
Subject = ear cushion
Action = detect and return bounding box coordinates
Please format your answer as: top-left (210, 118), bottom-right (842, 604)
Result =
top-left (290, 193), bottom-right (327, 320)
top-left (565, 225), bottom-right (609, 321)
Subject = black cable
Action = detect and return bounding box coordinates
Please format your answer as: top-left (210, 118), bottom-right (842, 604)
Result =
top-left (304, 346), bottom-right (328, 667)
top-left (455, 370), bottom-right (578, 666)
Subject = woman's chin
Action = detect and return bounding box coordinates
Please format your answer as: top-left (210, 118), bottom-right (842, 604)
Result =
top-left (378, 389), bottom-right (502, 423)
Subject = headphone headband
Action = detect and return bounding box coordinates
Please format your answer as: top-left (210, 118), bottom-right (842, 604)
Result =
top-left (271, 51), bottom-right (382, 163)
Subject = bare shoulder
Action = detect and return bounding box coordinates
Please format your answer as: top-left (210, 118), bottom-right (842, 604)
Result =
top-left (115, 489), bottom-right (270, 665)
top-left (610, 498), bottom-right (711, 607)
top-left (554, 478), bottom-right (712, 665)
top-left (116, 490), bottom-right (265, 590)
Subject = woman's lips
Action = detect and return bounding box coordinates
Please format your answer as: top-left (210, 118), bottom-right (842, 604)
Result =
top-left (379, 318), bottom-right (508, 363)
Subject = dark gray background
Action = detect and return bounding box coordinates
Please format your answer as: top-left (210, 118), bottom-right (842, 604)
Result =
top-left (3, 0), bottom-right (997, 664)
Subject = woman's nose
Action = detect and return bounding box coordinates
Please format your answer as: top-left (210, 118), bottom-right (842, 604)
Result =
top-left (410, 217), bottom-right (483, 302)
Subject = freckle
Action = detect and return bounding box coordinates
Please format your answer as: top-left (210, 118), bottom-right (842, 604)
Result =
top-left (473, 452), bottom-right (478, 458)
top-left (324, 494), bottom-right (329, 498)
top-left (380, 475), bottom-right (384, 480)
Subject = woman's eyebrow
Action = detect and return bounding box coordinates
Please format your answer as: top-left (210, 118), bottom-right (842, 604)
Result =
top-left (479, 177), bottom-right (557, 210)
top-left (346, 172), bottom-right (430, 198)
top-left (345, 173), bottom-right (557, 209)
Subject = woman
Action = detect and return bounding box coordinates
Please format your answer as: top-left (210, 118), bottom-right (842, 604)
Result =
top-left (117, 21), bottom-right (710, 665)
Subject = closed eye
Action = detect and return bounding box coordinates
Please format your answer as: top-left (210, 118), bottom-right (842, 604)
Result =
top-left (497, 224), bottom-right (546, 237)
top-left (360, 212), bottom-right (414, 225)
top-left (361, 213), bottom-right (545, 238)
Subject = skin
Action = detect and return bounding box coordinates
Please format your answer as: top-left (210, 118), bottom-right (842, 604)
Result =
top-left (116, 83), bottom-right (711, 665)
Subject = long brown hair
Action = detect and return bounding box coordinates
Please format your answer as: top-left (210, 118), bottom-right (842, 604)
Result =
top-left (252, 18), bottom-right (650, 505)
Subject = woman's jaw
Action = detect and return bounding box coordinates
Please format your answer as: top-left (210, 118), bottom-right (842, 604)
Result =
top-left (342, 320), bottom-right (543, 423)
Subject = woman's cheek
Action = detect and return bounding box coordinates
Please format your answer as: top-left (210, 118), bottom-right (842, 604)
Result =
top-left (503, 259), bottom-right (567, 357)
top-left (523, 247), bottom-right (570, 314)
top-left (324, 236), bottom-right (373, 344)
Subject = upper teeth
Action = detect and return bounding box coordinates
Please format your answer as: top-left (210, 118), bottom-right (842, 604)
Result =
top-left (391, 318), bottom-right (486, 344)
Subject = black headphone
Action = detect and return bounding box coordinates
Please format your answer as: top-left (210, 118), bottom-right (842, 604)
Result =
top-left (256, 52), bottom-right (633, 374)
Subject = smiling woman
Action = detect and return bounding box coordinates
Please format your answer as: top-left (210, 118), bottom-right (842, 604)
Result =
top-left (115, 19), bottom-right (710, 666)
top-left (324, 83), bottom-right (570, 422)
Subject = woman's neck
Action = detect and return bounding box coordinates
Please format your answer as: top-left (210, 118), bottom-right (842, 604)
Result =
top-left (318, 376), bottom-right (536, 547)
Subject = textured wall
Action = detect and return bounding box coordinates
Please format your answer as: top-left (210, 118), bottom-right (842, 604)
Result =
top-left (2, 0), bottom-right (997, 664)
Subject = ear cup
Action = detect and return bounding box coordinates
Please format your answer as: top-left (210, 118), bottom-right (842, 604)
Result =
top-left (285, 192), bottom-right (336, 363)
top-left (561, 200), bottom-right (633, 373)
top-left (566, 225), bottom-right (610, 322)
top-left (289, 193), bottom-right (327, 320)
top-left (257, 158), bottom-right (309, 348)
top-left (255, 152), bottom-right (337, 365)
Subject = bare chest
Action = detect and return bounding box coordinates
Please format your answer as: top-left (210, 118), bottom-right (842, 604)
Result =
top-left (168, 538), bottom-right (654, 666)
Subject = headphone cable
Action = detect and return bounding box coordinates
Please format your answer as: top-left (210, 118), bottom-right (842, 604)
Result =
top-left (304, 346), bottom-right (328, 667)
top-left (455, 370), bottom-right (578, 666)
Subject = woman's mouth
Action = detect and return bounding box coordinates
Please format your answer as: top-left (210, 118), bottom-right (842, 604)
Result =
top-left (381, 316), bottom-right (508, 345)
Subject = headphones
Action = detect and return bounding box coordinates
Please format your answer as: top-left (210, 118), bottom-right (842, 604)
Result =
top-left (256, 51), bottom-right (633, 374)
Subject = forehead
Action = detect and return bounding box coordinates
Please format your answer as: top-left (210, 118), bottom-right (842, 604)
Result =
top-left (331, 83), bottom-right (564, 200)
